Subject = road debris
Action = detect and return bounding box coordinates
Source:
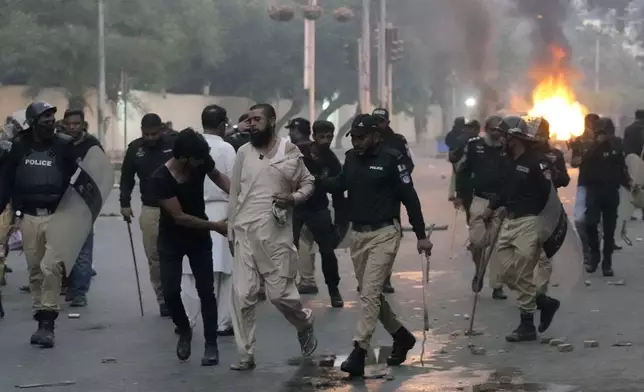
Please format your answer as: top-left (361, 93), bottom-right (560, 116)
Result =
top-left (557, 344), bottom-right (574, 352)
top-left (549, 338), bottom-right (566, 346)
top-left (101, 357), bottom-right (117, 364)
top-left (607, 280), bottom-right (625, 286)
top-left (584, 340), bottom-right (599, 348)
top-left (612, 341), bottom-right (632, 347)
top-left (16, 381), bottom-right (76, 389)
top-left (540, 337), bottom-right (553, 344)
top-left (584, 280), bottom-right (592, 286)
top-left (67, 313), bottom-right (80, 319)
top-left (468, 344), bottom-right (486, 355)
top-left (450, 330), bottom-right (462, 338)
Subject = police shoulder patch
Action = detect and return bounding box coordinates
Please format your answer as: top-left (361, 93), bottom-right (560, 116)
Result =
top-left (400, 173), bottom-right (411, 184)
top-left (468, 136), bottom-right (481, 143)
top-left (382, 146), bottom-right (404, 160)
top-left (516, 165), bottom-right (529, 173)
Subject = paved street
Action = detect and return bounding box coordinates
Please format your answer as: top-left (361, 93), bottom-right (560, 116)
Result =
top-left (1, 156), bottom-right (643, 391)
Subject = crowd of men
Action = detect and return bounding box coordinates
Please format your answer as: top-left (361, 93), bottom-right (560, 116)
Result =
top-left (2, 99), bottom-right (642, 375)
top-left (0, 101), bottom-right (430, 376)
top-left (445, 111), bottom-right (639, 342)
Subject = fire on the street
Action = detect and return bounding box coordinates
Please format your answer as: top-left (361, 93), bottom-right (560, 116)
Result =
top-left (520, 47), bottom-right (589, 141)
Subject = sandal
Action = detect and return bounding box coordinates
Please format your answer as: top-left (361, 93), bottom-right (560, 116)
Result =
top-left (230, 360), bottom-right (256, 371)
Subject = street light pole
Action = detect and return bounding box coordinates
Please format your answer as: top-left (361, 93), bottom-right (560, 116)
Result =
top-left (97, 0), bottom-right (107, 146)
top-left (377, 0), bottom-right (387, 108)
top-left (361, 0), bottom-right (372, 113)
top-left (303, 0), bottom-right (318, 122)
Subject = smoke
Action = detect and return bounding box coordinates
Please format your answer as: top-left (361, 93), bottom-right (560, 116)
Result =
top-left (446, 0), bottom-right (499, 120)
top-left (512, 0), bottom-right (572, 66)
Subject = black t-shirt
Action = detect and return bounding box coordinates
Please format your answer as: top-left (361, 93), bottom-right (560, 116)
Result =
top-left (150, 157), bottom-right (215, 243)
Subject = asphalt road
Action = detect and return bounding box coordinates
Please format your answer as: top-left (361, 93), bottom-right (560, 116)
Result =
top-left (1, 157), bottom-right (643, 392)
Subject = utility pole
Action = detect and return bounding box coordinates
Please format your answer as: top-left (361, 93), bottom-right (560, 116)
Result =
top-left (377, 0), bottom-right (387, 108)
top-left (594, 37), bottom-right (600, 92)
top-left (361, 0), bottom-right (372, 113)
top-left (97, 0), bottom-right (107, 146)
top-left (303, 0), bottom-right (317, 121)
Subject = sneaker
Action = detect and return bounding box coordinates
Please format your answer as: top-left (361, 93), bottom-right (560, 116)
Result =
top-left (297, 284), bottom-right (319, 295)
top-left (70, 296), bottom-right (88, 308)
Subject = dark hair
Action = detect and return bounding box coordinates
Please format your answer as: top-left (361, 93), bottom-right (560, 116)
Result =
top-left (173, 128), bottom-right (210, 160)
top-left (238, 113), bottom-right (249, 123)
top-left (635, 110), bottom-right (644, 120)
top-left (201, 105), bottom-right (228, 130)
top-left (249, 103), bottom-right (276, 120)
top-left (141, 113), bottom-right (163, 128)
top-left (63, 108), bottom-right (85, 121)
top-left (313, 120), bottom-right (335, 135)
top-left (484, 115), bottom-right (503, 130)
top-left (585, 113), bottom-right (600, 125)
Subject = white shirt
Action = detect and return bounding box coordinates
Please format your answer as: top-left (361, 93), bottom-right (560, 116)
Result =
top-left (203, 133), bottom-right (236, 202)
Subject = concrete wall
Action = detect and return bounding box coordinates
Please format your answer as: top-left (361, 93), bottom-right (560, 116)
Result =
top-left (0, 85), bottom-right (444, 157)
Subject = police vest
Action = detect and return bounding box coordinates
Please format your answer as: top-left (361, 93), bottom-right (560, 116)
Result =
top-left (14, 147), bottom-right (66, 208)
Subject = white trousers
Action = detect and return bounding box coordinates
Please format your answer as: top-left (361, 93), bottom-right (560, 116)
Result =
top-left (181, 272), bottom-right (233, 331)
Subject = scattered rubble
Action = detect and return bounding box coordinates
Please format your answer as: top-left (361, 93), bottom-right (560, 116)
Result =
top-left (548, 338), bottom-right (566, 347)
top-left (584, 340), bottom-right (599, 348)
top-left (557, 344), bottom-right (574, 352)
top-left (584, 280), bottom-right (592, 286)
top-left (540, 337), bottom-right (553, 344)
top-left (607, 280), bottom-right (625, 286)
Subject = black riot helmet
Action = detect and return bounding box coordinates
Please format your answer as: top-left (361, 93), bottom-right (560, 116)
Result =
top-left (499, 115), bottom-right (548, 143)
top-left (25, 101), bottom-right (57, 127)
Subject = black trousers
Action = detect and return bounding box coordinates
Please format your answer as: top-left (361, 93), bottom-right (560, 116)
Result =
top-left (585, 186), bottom-right (619, 261)
top-left (158, 236), bottom-right (218, 343)
top-left (293, 208), bottom-right (341, 288)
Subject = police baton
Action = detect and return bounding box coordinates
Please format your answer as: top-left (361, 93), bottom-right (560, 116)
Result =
top-left (466, 214), bottom-right (505, 336)
top-left (418, 224), bottom-right (435, 367)
top-left (125, 218), bottom-right (145, 317)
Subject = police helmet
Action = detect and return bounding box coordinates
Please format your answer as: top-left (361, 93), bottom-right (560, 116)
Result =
top-left (25, 101), bottom-right (57, 127)
top-left (499, 115), bottom-right (548, 143)
top-left (484, 115), bottom-right (504, 131)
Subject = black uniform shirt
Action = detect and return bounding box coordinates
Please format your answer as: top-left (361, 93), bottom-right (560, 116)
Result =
top-left (119, 133), bottom-right (177, 208)
top-left (455, 136), bottom-right (509, 199)
top-left (150, 156), bottom-right (216, 244)
top-left (320, 143), bottom-right (426, 240)
top-left (382, 129), bottom-right (414, 173)
top-left (71, 133), bottom-right (103, 161)
top-left (297, 142), bottom-right (345, 212)
top-left (539, 147), bottom-right (570, 189)
top-left (0, 132), bottom-right (77, 214)
top-left (578, 138), bottom-right (629, 189)
top-left (489, 150), bottom-right (550, 217)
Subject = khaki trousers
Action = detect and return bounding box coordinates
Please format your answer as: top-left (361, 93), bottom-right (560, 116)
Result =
top-left (0, 205), bottom-right (13, 282)
top-left (20, 214), bottom-right (64, 313)
top-left (139, 206), bottom-right (164, 304)
top-left (534, 251), bottom-right (551, 295)
top-left (496, 215), bottom-right (540, 313)
top-left (297, 225), bottom-right (317, 286)
top-left (468, 196), bottom-right (503, 289)
top-left (350, 224), bottom-right (403, 350)
top-left (231, 238), bottom-right (313, 361)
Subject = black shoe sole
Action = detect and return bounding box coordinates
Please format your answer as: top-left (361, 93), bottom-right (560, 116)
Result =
top-left (602, 269), bottom-right (614, 277)
top-left (340, 362), bottom-right (365, 377)
top-left (505, 333), bottom-right (537, 343)
top-left (176, 336), bottom-right (192, 361)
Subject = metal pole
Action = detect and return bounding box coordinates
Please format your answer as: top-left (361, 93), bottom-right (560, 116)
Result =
top-left (309, 0), bottom-right (317, 121)
top-left (98, 0), bottom-right (107, 146)
top-left (362, 0), bottom-right (372, 113)
top-left (378, 0), bottom-right (387, 108)
top-left (358, 38), bottom-right (365, 112)
top-left (594, 37), bottom-right (600, 92)
top-left (387, 60), bottom-right (393, 114)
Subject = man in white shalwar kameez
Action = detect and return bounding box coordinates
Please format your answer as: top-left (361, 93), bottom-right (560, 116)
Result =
top-left (227, 104), bottom-right (317, 371)
top-left (181, 105), bottom-right (236, 335)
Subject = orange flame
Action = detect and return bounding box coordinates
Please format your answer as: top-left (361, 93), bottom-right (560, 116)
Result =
top-left (527, 47), bottom-right (588, 141)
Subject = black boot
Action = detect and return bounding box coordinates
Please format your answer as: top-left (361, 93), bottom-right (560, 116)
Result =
top-left (585, 252), bottom-right (600, 273)
top-left (536, 294), bottom-right (560, 333)
top-left (383, 276), bottom-right (395, 294)
top-left (505, 312), bottom-right (537, 342)
top-left (492, 287), bottom-right (508, 300)
top-left (602, 255), bottom-right (614, 277)
top-left (38, 311), bottom-right (57, 349)
top-left (328, 286), bottom-right (344, 308)
top-left (201, 341), bottom-right (219, 366)
top-left (0, 292), bottom-right (4, 319)
top-left (387, 326), bottom-right (416, 366)
top-left (176, 329), bottom-right (192, 361)
top-left (30, 313), bottom-right (46, 345)
top-left (159, 303), bottom-right (170, 318)
top-left (340, 342), bottom-right (367, 377)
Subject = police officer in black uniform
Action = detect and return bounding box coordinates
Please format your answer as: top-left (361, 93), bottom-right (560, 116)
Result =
top-left (448, 120), bottom-right (481, 222)
top-left (489, 116), bottom-right (559, 342)
top-left (292, 120), bottom-right (346, 307)
top-left (120, 113), bottom-right (177, 316)
top-left (454, 115), bottom-right (509, 300)
top-left (371, 108), bottom-right (415, 293)
top-left (579, 118), bottom-right (630, 276)
top-left (0, 101), bottom-right (78, 347)
top-left (320, 114), bottom-right (431, 376)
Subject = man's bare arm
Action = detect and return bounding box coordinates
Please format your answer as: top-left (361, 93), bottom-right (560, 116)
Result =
top-left (159, 197), bottom-right (226, 236)
top-left (207, 167), bottom-right (231, 194)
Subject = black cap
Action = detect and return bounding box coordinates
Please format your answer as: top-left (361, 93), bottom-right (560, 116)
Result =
top-left (63, 108), bottom-right (85, 121)
top-left (141, 113), bottom-right (163, 128)
top-left (285, 117), bottom-right (311, 135)
top-left (346, 114), bottom-right (378, 137)
top-left (372, 108), bottom-right (389, 122)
